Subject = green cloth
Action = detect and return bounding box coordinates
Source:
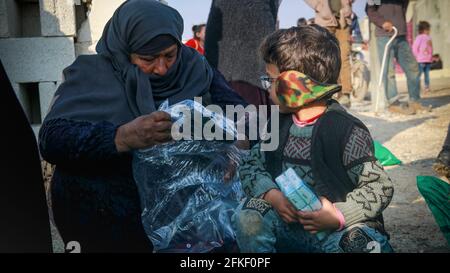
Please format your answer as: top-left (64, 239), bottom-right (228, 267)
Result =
top-left (417, 176), bottom-right (450, 246)
top-left (374, 141), bottom-right (402, 166)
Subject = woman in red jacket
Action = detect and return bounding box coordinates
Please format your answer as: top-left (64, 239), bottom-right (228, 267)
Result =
top-left (185, 24), bottom-right (205, 55)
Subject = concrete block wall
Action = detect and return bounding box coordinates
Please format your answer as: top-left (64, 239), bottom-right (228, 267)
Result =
top-left (9, 80), bottom-right (59, 136)
top-left (75, 0), bottom-right (126, 55)
top-left (0, 1), bottom-right (9, 36)
top-left (22, 0), bottom-right (41, 37)
top-left (0, 0), bottom-right (79, 137)
top-left (10, 82), bottom-right (31, 121)
top-left (0, 0), bottom-right (130, 135)
top-left (0, 0), bottom-right (42, 38)
top-left (0, 0), bottom-right (11, 37)
top-left (40, 0), bottom-right (76, 37)
top-left (0, 37), bottom-right (75, 82)
top-left (0, 36), bottom-right (74, 129)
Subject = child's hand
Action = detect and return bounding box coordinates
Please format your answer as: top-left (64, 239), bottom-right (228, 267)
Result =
top-left (297, 197), bottom-right (340, 234)
top-left (263, 189), bottom-right (298, 223)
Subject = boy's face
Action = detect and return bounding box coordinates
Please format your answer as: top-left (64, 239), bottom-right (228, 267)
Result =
top-left (265, 64), bottom-right (297, 114)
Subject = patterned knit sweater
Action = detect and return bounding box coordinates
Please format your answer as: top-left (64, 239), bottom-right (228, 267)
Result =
top-left (239, 120), bottom-right (394, 228)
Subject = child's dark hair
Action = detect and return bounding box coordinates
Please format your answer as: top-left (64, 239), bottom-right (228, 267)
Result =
top-left (260, 24), bottom-right (341, 84)
top-left (192, 24), bottom-right (206, 39)
top-left (418, 21), bottom-right (430, 34)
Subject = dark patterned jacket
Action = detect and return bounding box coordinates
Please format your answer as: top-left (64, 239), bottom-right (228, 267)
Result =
top-left (239, 100), bottom-right (394, 235)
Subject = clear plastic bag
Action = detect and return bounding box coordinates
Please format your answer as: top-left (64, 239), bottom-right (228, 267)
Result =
top-left (158, 99), bottom-right (238, 141)
top-left (132, 100), bottom-right (246, 253)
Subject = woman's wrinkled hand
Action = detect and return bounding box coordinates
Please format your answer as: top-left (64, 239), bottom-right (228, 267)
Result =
top-left (115, 111), bottom-right (173, 152)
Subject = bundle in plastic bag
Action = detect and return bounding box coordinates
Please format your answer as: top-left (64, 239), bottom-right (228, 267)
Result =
top-left (132, 100), bottom-right (246, 253)
top-left (374, 141), bottom-right (402, 166)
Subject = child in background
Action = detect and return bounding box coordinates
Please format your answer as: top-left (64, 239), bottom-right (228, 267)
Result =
top-left (184, 24), bottom-right (206, 55)
top-left (232, 25), bottom-right (394, 253)
top-left (413, 21), bottom-right (433, 92)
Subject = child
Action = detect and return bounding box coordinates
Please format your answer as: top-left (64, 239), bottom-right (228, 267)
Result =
top-left (413, 21), bottom-right (433, 92)
top-left (184, 24), bottom-right (206, 55)
top-left (233, 25), bottom-right (394, 253)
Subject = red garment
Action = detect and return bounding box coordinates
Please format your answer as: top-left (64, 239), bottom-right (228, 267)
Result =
top-left (184, 38), bottom-right (205, 55)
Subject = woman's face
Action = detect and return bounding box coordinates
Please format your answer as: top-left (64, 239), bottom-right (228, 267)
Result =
top-left (131, 44), bottom-right (178, 76)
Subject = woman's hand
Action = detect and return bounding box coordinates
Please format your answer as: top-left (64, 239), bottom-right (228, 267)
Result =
top-left (297, 197), bottom-right (340, 234)
top-left (264, 189), bottom-right (298, 223)
top-left (115, 111), bottom-right (173, 152)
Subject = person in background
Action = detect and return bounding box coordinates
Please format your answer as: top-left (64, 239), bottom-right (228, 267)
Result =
top-left (184, 24), bottom-right (206, 55)
top-left (413, 21), bottom-right (433, 93)
top-left (305, 0), bottom-right (354, 108)
top-left (430, 54), bottom-right (443, 70)
top-left (233, 25), bottom-right (394, 253)
top-left (205, 0), bottom-right (279, 109)
top-left (366, 0), bottom-right (431, 115)
top-left (297, 17), bottom-right (308, 27)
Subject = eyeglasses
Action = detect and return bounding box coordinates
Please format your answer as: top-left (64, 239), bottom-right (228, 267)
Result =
top-left (260, 75), bottom-right (277, 91)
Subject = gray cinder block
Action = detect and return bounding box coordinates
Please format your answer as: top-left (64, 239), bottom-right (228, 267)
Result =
top-left (0, 37), bottom-right (75, 83)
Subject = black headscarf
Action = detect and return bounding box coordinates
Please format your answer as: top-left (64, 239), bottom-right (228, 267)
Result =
top-left (45, 0), bottom-right (213, 125)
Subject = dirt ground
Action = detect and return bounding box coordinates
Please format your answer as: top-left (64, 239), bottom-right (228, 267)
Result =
top-left (49, 77), bottom-right (450, 253)
top-left (350, 77), bottom-right (450, 253)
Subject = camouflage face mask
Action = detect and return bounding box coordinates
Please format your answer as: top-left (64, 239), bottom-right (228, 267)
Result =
top-left (274, 70), bottom-right (342, 108)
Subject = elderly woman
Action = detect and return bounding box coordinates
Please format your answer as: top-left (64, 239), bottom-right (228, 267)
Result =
top-left (39, 0), bottom-right (247, 253)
